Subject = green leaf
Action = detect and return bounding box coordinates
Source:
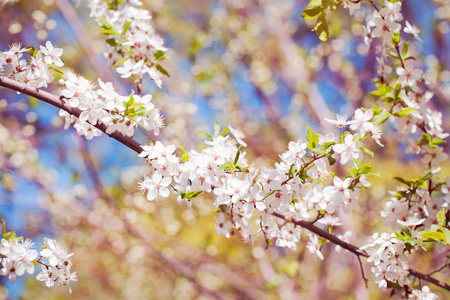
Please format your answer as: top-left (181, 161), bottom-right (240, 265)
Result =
top-left (430, 224), bottom-right (441, 232)
top-left (124, 91), bottom-right (135, 108)
top-left (186, 191), bottom-right (203, 199)
top-left (437, 208), bottom-right (447, 228)
top-left (106, 38), bottom-right (119, 47)
top-left (421, 231), bottom-right (446, 243)
top-left (393, 177), bottom-right (411, 187)
top-left (180, 146), bottom-right (189, 162)
top-left (349, 167), bottom-right (358, 176)
top-left (419, 169), bottom-right (432, 181)
top-left (154, 50), bottom-right (166, 60)
top-left (443, 228), bottom-right (450, 246)
top-left (220, 128), bottom-right (230, 136)
top-left (314, 12), bottom-right (329, 42)
top-left (372, 112), bottom-right (391, 125)
top-left (24, 46), bottom-right (37, 58)
top-left (114, 58), bottom-right (129, 67)
top-left (353, 159), bottom-right (363, 168)
top-left (386, 280), bottom-right (402, 290)
top-left (393, 82), bottom-right (401, 100)
top-left (359, 162), bottom-right (374, 174)
top-left (233, 147), bottom-right (241, 165)
top-left (393, 107), bottom-right (416, 117)
top-left (327, 155), bottom-right (336, 166)
top-left (100, 29), bottom-right (119, 35)
top-left (422, 132), bottom-right (432, 143)
top-left (322, 142), bottom-right (334, 150)
top-left (432, 138), bottom-right (445, 146)
top-left (312, 148), bottom-right (327, 155)
top-left (391, 32), bottom-right (400, 45)
top-left (393, 231), bottom-right (405, 241)
top-left (123, 21), bottom-right (132, 34)
top-left (402, 41), bottom-right (409, 56)
top-left (301, 0), bottom-right (324, 19)
top-left (306, 126), bottom-right (314, 142)
top-left (199, 130), bottom-right (212, 138)
top-left (155, 63), bottom-right (170, 77)
top-left (313, 133), bottom-right (319, 148)
top-left (128, 103), bottom-right (143, 110)
top-left (361, 147), bottom-right (374, 158)
top-left (99, 17), bottom-right (113, 30)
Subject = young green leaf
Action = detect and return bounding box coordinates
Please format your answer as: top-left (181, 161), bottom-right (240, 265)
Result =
top-left (314, 12), bottom-right (329, 42)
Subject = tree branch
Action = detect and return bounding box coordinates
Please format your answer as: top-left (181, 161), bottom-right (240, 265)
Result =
top-left (271, 212), bottom-right (450, 292)
top-left (1, 76), bottom-right (449, 293)
top-left (0, 76), bottom-right (143, 154)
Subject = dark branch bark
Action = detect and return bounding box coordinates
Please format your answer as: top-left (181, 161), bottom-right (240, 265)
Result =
top-left (0, 76), bottom-right (143, 154)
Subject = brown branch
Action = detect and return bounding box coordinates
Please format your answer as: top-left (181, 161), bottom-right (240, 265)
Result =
top-left (271, 212), bottom-right (367, 257)
top-left (0, 76), bottom-right (143, 154)
top-left (270, 212), bottom-right (450, 292)
top-left (408, 269), bottom-right (450, 291)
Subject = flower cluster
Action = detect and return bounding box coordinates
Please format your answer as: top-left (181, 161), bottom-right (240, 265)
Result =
top-left (0, 234), bottom-right (76, 293)
top-left (36, 238), bottom-right (77, 293)
top-left (140, 1), bottom-right (450, 297)
top-left (0, 0), bottom-right (449, 298)
top-left (88, 0), bottom-right (167, 88)
top-left (59, 72), bottom-right (164, 139)
top-left (342, 1), bottom-right (448, 298)
top-left (0, 41), bottom-right (62, 88)
top-left (138, 119), bottom-right (373, 257)
top-left (361, 233), bottom-right (410, 290)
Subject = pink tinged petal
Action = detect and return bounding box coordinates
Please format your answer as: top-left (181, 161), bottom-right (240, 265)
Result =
top-left (255, 202), bottom-right (266, 211)
top-left (352, 150), bottom-right (362, 160)
top-left (26, 249), bottom-right (38, 260)
top-left (62, 89), bottom-right (75, 98)
top-left (79, 111), bottom-right (89, 122)
top-left (159, 188), bottom-right (170, 198)
top-left (333, 144), bottom-right (346, 154)
top-left (167, 155), bottom-right (179, 164)
top-left (54, 48), bottom-right (63, 56)
top-left (44, 55), bottom-right (52, 65)
top-left (36, 271), bottom-right (48, 281)
top-left (40, 46), bottom-right (49, 56)
top-left (45, 41), bottom-right (53, 51)
top-left (49, 255), bottom-right (59, 266)
top-left (53, 57), bottom-right (64, 67)
top-left (340, 152), bottom-right (351, 164)
top-left (160, 177), bottom-right (172, 187)
top-left (45, 277), bottom-right (54, 287)
top-left (40, 249), bottom-right (52, 257)
top-left (147, 190), bottom-right (158, 201)
top-left (152, 172), bottom-right (163, 182)
top-left (15, 264), bottom-right (25, 276)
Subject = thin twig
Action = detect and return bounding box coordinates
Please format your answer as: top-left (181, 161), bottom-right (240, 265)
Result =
top-left (357, 255), bottom-right (369, 288)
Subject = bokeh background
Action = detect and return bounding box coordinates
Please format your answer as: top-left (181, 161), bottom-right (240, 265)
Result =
top-left (0, 0), bottom-right (449, 299)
